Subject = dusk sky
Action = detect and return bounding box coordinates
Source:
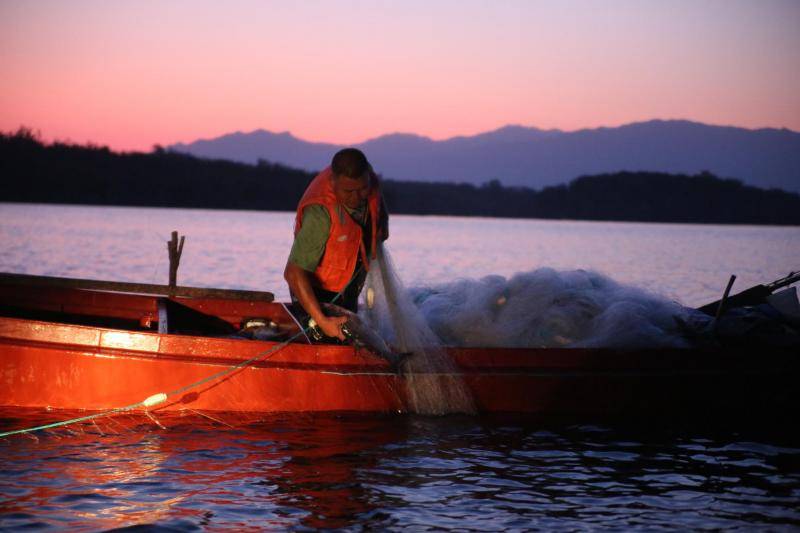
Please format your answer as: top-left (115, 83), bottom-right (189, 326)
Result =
top-left (1, 0), bottom-right (798, 152)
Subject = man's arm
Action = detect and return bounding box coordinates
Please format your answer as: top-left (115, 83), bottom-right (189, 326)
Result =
top-left (284, 261), bottom-right (346, 340)
top-left (285, 205), bottom-right (346, 340)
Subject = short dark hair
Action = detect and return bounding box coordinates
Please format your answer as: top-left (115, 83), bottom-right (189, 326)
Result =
top-left (331, 148), bottom-right (370, 180)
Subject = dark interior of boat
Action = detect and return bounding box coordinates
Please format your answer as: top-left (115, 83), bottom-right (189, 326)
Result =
top-left (0, 282), bottom-right (299, 340)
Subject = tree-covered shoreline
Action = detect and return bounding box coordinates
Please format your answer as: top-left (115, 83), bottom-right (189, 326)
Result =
top-left (2, 129), bottom-right (798, 225)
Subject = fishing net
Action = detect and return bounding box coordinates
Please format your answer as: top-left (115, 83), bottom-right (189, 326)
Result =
top-left (359, 245), bottom-right (475, 415)
top-left (0, 406), bottom-right (275, 444)
top-left (408, 267), bottom-right (698, 349)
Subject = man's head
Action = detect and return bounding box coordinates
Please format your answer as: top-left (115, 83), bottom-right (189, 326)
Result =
top-left (331, 148), bottom-right (371, 210)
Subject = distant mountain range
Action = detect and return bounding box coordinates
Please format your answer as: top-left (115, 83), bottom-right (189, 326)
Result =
top-left (169, 120), bottom-right (800, 192)
top-left (6, 129), bottom-right (799, 225)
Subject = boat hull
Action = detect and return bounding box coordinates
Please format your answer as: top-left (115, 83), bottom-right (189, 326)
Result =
top-left (1, 316), bottom-right (797, 418)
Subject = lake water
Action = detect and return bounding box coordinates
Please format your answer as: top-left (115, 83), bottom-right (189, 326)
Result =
top-left (1, 203), bottom-right (799, 530)
top-left (2, 409), bottom-right (799, 531)
top-left (1, 203), bottom-right (799, 307)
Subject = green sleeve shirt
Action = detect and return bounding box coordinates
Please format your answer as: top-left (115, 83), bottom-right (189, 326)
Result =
top-left (288, 204), bottom-right (331, 272)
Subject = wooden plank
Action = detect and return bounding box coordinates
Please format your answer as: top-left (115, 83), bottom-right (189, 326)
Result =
top-left (0, 272), bottom-right (274, 302)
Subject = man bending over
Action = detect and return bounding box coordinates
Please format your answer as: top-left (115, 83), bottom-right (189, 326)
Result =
top-left (284, 148), bottom-right (389, 341)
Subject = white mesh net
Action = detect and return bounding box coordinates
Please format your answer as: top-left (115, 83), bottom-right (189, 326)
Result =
top-left (408, 268), bottom-right (694, 349)
top-left (359, 245), bottom-right (475, 415)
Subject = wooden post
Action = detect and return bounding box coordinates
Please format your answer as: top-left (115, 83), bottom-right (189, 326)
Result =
top-left (167, 231), bottom-right (185, 294)
top-left (715, 274), bottom-right (736, 322)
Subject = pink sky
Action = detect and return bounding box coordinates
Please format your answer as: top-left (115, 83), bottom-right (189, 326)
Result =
top-left (1, 0), bottom-right (799, 152)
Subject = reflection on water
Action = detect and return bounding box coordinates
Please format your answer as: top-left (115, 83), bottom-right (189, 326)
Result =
top-left (1, 203), bottom-right (799, 306)
top-left (1, 409), bottom-right (799, 530)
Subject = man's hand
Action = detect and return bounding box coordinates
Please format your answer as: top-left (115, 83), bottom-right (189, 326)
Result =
top-left (318, 315), bottom-right (348, 341)
top-left (285, 261), bottom-right (349, 342)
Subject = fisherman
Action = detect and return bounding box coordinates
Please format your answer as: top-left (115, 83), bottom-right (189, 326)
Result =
top-left (284, 148), bottom-right (389, 341)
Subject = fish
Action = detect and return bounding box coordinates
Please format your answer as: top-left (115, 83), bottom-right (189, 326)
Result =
top-left (320, 303), bottom-right (410, 368)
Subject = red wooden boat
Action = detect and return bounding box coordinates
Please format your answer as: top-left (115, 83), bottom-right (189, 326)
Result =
top-left (1, 273), bottom-right (798, 420)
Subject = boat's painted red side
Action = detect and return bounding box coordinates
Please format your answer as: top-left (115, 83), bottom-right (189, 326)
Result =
top-left (0, 316), bottom-right (404, 413)
top-left (1, 282), bottom-right (798, 417)
top-left (1, 314), bottom-right (797, 416)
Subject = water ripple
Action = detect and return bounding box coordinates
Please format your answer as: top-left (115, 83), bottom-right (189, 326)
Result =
top-left (2, 410), bottom-right (800, 530)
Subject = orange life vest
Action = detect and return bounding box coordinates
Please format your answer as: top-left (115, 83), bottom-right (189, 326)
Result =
top-left (294, 166), bottom-right (382, 293)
